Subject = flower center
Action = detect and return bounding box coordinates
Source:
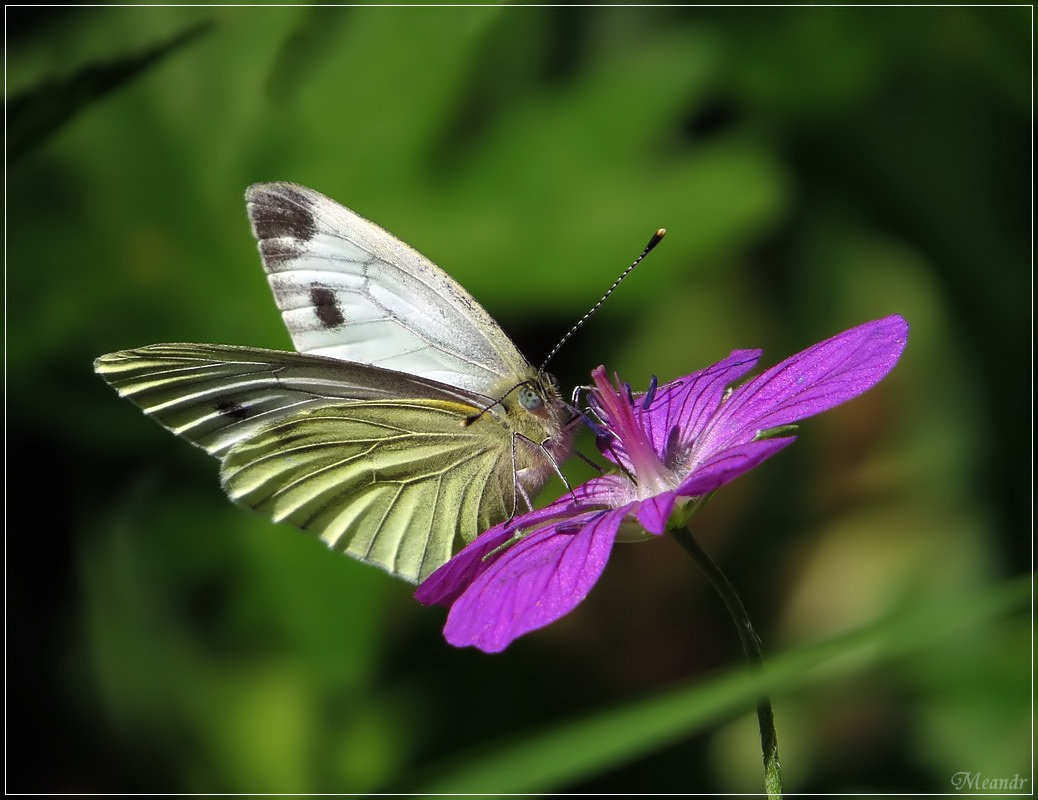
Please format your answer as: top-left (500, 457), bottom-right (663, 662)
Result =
top-left (590, 366), bottom-right (679, 498)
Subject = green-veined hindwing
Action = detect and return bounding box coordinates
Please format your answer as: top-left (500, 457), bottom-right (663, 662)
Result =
top-left (95, 183), bottom-right (576, 583)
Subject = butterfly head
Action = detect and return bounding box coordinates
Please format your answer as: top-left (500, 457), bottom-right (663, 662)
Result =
top-left (512, 371), bottom-right (570, 425)
top-left (514, 371), bottom-right (578, 457)
top-left (517, 384), bottom-right (544, 413)
top-left (516, 371), bottom-right (564, 414)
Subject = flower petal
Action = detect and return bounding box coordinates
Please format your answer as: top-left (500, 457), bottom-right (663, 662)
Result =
top-left (594, 351), bottom-right (760, 472)
top-left (677, 436), bottom-right (796, 497)
top-left (415, 474), bottom-right (628, 608)
top-left (437, 506), bottom-right (629, 652)
top-left (693, 315), bottom-right (908, 459)
top-left (633, 492), bottom-right (681, 534)
top-left (414, 523), bottom-right (519, 608)
top-left (636, 349), bottom-right (761, 457)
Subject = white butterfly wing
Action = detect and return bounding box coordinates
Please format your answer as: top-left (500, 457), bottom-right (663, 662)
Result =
top-left (246, 182), bottom-right (533, 393)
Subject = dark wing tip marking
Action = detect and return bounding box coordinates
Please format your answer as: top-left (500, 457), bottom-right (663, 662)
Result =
top-left (247, 185), bottom-right (318, 243)
top-left (309, 283), bottom-right (346, 328)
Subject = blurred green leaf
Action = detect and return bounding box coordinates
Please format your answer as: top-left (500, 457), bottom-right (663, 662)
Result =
top-left (7, 19), bottom-right (212, 161)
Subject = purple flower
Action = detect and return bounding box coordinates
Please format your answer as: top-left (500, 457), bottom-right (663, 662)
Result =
top-left (416, 315), bottom-right (909, 652)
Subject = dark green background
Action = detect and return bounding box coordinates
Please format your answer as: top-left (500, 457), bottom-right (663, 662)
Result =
top-left (8, 5), bottom-right (1030, 794)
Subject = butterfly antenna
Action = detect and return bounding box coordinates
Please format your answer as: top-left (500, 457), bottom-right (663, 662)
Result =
top-left (463, 380), bottom-right (529, 426)
top-left (539, 228), bottom-right (667, 370)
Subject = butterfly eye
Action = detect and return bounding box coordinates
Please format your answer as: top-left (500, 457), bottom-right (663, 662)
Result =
top-left (518, 386), bottom-right (544, 412)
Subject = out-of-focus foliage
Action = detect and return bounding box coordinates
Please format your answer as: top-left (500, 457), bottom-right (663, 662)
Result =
top-left (7, 6), bottom-right (1030, 794)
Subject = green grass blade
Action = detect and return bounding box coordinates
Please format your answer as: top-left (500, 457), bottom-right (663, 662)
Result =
top-left (414, 576), bottom-right (1028, 794)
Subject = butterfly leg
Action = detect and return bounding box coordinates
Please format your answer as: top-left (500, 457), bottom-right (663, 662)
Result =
top-left (570, 384), bottom-right (590, 408)
top-left (508, 433), bottom-right (537, 517)
top-left (511, 432), bottom-right (575, 512)
top-left (483, 528), bottom-right (529, 561)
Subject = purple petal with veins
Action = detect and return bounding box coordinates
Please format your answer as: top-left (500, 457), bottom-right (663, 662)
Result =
top-left (677, 437), bottom-right (797, 497)
top-left (438, 507), bottom-right (630, 652)
top-left (416, 475), bottom-right (628, 608)
top-left (695, 315), bottom-right (908, 458)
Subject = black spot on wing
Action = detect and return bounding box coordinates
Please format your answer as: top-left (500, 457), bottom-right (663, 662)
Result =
top-left (310, 283), bottom-right (345, 328)
top-left (248, 186), bottom-right (317, 243)
top-left (216, 399), bottom-right (251, 421)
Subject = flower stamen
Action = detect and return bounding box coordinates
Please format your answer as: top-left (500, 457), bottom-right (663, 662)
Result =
top-left (642, 375), bottom-right (659, 410)
top-left (591, 366), bottom-right (679, 496)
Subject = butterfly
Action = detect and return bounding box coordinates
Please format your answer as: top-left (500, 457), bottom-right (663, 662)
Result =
top-left (95, 183), bottom-right (577, 583)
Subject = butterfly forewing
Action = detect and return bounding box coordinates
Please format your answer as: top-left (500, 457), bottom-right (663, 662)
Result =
top-left (247, 182), bottom-right (532, 394)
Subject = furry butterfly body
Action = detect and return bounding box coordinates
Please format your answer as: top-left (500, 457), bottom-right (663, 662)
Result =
top-left (96, 183), bottom-right (575, 583)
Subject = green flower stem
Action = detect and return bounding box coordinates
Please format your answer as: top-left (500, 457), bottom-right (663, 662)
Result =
top-left (669, 521), bottom-right (783, 800)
